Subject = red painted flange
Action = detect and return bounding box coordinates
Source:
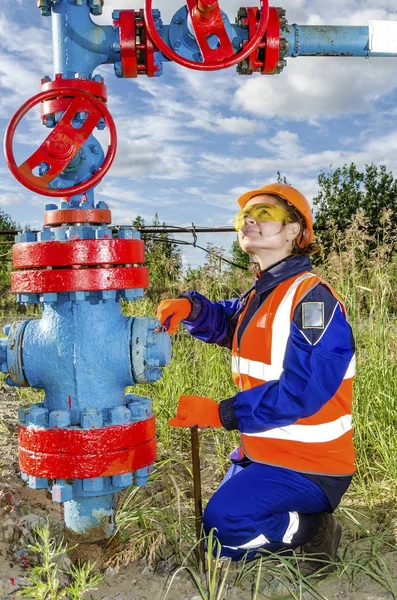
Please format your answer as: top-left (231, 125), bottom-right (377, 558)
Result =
top-left (4, 88), bottom-right (117, 197)
top-left (11, 266), bottom-right (149, 293)
top-left (40, 76), bottom-right (108, 118)
top-left (43, 208), bottom-right (112, 226)
top-left (41, 75), bottom-right (108, 101)
top-left (119, 10), bottom-right (138, 77)
top-left (263, 7), bottom-right (280, 74)
top-left (13, 239), bottom-right (146, 269)
top-left (19, 417), bottom-right (156, 478)
top-left (245, 6), bottom-right (280, 73)
top-left (143, 0), bottom-right (270, 71)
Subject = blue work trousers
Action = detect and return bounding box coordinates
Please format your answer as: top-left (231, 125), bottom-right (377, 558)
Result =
top-left (202, 462), bottom-right (331, 561)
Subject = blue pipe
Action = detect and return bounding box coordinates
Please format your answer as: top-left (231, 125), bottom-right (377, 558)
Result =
top-left (51, 1), bottom-right (118, 78)
top-left (283, 25), bottom-right (397, 58)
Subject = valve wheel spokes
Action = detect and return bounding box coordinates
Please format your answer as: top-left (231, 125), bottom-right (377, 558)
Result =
top-left (143, 0), bottom-right (270, 71)
top-left (4, 87), bottom-right (117, 197)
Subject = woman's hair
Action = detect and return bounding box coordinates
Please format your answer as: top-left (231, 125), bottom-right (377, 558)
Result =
top-left (275, 196), bottom-right (320, 257)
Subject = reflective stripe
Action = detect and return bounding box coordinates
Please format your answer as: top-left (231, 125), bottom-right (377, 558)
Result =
top-left (232, 353), bottom-right (356, 383)
top-left (243, 414), bottom-right (352, 443)
top-left (231, 355), bottom-right (283, 381)
top-left (223, 533), bottom-right (270, 551)
top-left (283, 511), bottom-right (299, 543)
top-left (271, 273), bottom-right (315, 371)
top-left (222, 511), bottom-right (299, 550)
top-left (345, 354), bottom-right (356, 379)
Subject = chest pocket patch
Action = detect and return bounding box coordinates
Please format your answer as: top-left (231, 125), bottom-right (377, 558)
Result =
top-left (302, 302), bottom-right (324, 329)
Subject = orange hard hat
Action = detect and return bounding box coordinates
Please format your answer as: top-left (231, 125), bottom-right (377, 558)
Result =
top-left (236, 183), bottom-right (314, 248)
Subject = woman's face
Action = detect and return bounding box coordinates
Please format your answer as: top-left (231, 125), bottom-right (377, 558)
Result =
top-left (238, 194), bottom-right (295, 255)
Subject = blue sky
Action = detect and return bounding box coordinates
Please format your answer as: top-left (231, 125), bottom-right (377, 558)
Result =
top-left (1, 0), bottom-right (397, 268)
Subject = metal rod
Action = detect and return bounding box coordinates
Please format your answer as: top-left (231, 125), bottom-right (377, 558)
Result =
top-left (191, 425), bottom-right (205, 571)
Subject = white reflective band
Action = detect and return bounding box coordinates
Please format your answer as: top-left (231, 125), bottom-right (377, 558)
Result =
top-left (244, 414), bottom-right (352, 443)
top-left (233, 353), bottom-right (356, 383)
top-left (271, 273), bottom-right (316, 371)
top-left (223, 533), bottom-right (270, 551)
top-left (283, 512), bottom-right (300, 543)
top-left (223, 511), bottom-right (299, 551)
top-left (232, 355), bottom-right (283, 381)
top-left (344, 354), bottom-right (356, 379)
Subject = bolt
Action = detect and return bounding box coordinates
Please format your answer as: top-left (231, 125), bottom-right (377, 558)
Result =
top-left (69, 291), bottom-right (86, 302)
top-left (49, 410), bottom-right (71, 428)
top-left (82, 477), bottom-right (104, 492)
top-left (114, 61), bottom-right (123, 78)
top-left (41, 75), bottom-right (51, 85)
top-left (172, 15), bottom-right (183, 25)
top-left (112, 42), bottom-right (121, 53)
top-left (81, 408), bottom-right (103, 429)
top-left (52, 480), bottom-right (73, 503)
top-left (112, 9), bottom-right (120, 20)
top-left (96, 117), bottom-right (106, 130)
top-left (92, 74), bottom-right (104, 83)
top-left (28, 476), bottom-right (49, 490)
top-left (40, 292), bottom-right (58, 304)
top-left (26, 406), bottom-right (49, 427)
top-left (174, 39), bottom-right (182, 50)
top-left (109, 406), bottom-right (131, 425)
top-left (89, 144), bottom-right (100, 155)
top-left (112, 473), bottom-right (133, 488)
top-left (18, 408), bottom-right (29, 425)
top-left (45, 203), bottom-right (58, 211)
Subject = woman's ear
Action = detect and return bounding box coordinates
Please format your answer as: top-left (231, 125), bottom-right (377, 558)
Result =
top-left (288, 222), bottom-right (301, 241)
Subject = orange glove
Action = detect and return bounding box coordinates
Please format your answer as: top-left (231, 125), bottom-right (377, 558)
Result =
top-left (157, 298), bottom-right (192, 334)
top-left (169, 395), bottom-right (222, 429)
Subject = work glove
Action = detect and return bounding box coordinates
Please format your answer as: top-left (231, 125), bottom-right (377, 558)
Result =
top-left (157, 298), bottom-right (192, 334)
top-left (169, 395), bottom-right (222, 429)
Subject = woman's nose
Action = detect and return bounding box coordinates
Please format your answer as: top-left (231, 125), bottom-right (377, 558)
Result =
top-left (245, 214), bottom-right (256, 224)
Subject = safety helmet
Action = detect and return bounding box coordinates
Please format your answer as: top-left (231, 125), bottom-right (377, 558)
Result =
top-left (236, 183), bottom-right (314, 248)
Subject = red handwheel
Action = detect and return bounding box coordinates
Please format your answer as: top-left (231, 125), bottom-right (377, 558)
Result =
top-left (143, 0), bottom-right (270, 71)
top-left (4, 88), bottom-right (117, 197)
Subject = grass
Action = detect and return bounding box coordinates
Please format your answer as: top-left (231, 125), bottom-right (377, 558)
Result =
top-left (18, 525), bottom-right (102, 599)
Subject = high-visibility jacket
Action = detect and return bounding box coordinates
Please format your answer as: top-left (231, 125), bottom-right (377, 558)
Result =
top-left (231, 271), bottom-right (355, 476)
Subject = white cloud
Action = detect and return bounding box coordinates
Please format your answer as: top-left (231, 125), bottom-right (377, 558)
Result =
top-left (234, 56), bottom-right (397, 120)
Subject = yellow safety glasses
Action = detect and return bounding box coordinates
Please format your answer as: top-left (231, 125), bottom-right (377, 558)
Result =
top-left (234, 204), bottom-right (294, 232)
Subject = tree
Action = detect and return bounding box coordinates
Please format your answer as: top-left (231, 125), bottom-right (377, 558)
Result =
top-left (313, 163), bottom-right (397, 254)
top-left (132, 213), bottom-right (182, 299)
top-left (0, 209), bottom-right (17, 297)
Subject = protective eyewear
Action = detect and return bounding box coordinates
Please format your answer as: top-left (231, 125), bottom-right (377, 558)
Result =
top-left (234, 204), bottom-right (294, 232)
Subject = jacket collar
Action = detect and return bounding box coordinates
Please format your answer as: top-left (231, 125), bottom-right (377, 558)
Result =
top-left (254, 254), bottom-right (313, 295)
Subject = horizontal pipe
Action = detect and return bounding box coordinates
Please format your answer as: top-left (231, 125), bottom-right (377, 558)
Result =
top-left (284, 25), bottom-right (397, 57)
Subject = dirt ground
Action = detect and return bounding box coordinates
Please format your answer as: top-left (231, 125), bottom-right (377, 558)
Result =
top-left (0, 380), bottom-right (396, 600)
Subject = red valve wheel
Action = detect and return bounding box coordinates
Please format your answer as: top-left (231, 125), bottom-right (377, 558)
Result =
top-left (4, 88), bottom-right (117, 198)
top-left (143, 0), bottom-right (269, 71)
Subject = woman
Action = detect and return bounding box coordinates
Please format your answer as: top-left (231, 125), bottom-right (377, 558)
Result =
top-left (157, 183), bottom-right (355, 574)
